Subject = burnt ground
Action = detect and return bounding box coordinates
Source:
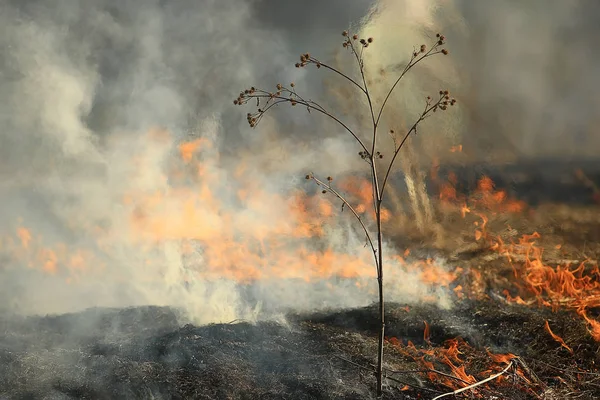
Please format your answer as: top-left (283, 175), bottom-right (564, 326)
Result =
top-left (0, 299), bottom-right (598, 400)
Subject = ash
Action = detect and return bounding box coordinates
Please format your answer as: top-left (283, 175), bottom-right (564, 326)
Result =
top-left (0, 300), bottom-right (597, 399)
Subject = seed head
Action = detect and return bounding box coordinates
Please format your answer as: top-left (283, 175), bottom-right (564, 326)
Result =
top-left (322, 190), bottom-right (327, 194)
top-left (327, 176), bottom-right (333, 181)
top-left (233, 100), bottom-right (238, 105)
top-left (420, 44), bottom-right (426, 53)
top-left (295, 63), bottom-right (301, 68)
top-left (360, 38), bottom-right (366, 44)
top-left (436, 33), bottom-right (441, 38)
top-left (342, 30), bottom-right (348, 37)
top-left (441, 49), bottom-right (449, 55)
top-left (305, 174), bottom-right (311, 180)
top-left (367, 37), bottom-right (373, 43)
top-left (353, 34), bottom-right (358, 40)
top-left (290, 82), bottom-right (295, 88)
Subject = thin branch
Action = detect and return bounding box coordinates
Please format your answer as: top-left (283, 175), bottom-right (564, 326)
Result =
top-left (379, 94), bottom-right (449, 200)
top-left (348, 39), bottom-right (376, 127)
top-left (346, 39), bottom-right (381, 215)
top-left (383, 367), bottom-right (471, 386)
top-left (333, 355), bottom-right (444, 395)
top-left (385, 375), bottom-right (444, 395)
top-left (431, 360), bottom-right (516, 400)
top-left (533, 359), bottom-right (600, 377)
top-left (310, 175), bottom-right (377, 262)
top-left (306, 58), bottom-right (366, 95)
top-left (375, 42), bottom-right (446, 127)
top-left (241, 92), bottom-right (370, 154)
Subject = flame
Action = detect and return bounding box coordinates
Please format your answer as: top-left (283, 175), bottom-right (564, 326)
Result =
top-left (435, 174), bottom-right (525, 216)
top-left (386, 335), bottom-right (517, 393)
top-left (487, 350), bottom-right (516, 365)
top-left (2, 130), bottom-right (461, 301)
top-left (489, 229), bottom-right (600, 341)
top-left (17, 227), bottom-right (32, 249)
top-left (423, 320), bottom-right (431, 342)
top-left (544, 320), bottom-right (573, 353)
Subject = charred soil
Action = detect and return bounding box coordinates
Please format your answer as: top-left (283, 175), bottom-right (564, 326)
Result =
top-left (0, 299), bottom-right (598, 399)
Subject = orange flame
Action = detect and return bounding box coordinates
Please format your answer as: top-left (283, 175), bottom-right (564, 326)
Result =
top-left (544, 320), bottom-right (573, 353)
top-left (494, 230), bottom-right (600, 341)
top-left (423, 320), bottom-right (431, 342)
top-left (2, 130), bottom-right (462, 296)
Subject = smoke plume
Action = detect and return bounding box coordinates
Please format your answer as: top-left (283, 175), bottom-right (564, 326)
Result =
top-left (0, 0), bottom-right (596, 324)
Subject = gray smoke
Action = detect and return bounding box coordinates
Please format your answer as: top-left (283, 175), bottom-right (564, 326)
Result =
top-left (0, 0), bottom-right (596, 323)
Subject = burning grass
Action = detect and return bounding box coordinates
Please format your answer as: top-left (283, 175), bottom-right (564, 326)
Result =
top-left (2, 133), bottom-right (600, 398)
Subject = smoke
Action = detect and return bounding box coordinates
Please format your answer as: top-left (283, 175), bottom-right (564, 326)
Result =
top-left (0, 0), bottom-right (596, 324)
top-left (0, 0), bottom-right (392, 323)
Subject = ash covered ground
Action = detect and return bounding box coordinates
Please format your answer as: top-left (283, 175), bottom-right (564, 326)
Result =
top-left (1, 300), bottom-right (597, 399)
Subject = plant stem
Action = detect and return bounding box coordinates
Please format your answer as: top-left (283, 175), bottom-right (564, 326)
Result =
top-left (376, 203), bottom-right (385, 397)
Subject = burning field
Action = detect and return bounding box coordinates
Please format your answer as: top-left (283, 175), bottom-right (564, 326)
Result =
top-left (2, 146), bottom-right (600, 399)
top-left (1, 0), bottom-right (600, 399)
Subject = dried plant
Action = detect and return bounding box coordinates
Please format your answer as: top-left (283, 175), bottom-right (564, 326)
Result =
top-left (234, 29), bottom-right (456, 397)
